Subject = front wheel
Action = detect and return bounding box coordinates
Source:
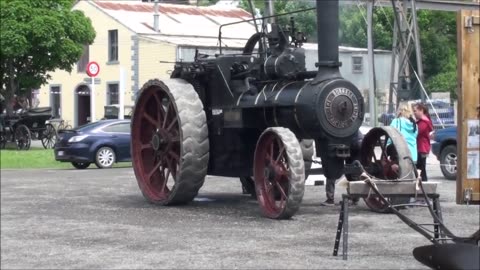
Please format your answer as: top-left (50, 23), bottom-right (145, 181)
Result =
top-left (95, 146), bottom-right (116, 168)
top-left (72, 162), bottom-right (90, 169)
top-left (254, 127), bottom-right (305, 219)
top-left (440, 145), bottom-right (457, 180)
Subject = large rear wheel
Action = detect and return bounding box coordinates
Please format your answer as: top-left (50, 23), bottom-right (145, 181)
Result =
top-left (131, 79), bottom-right (209, 205)
top-left (254, 127), bottom-right (305, 219)
top-left (360, 127), bottom-right (415, 213)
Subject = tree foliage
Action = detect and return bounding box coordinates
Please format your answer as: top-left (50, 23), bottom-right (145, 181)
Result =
top-left (0, 0), bottom-right (95, 113)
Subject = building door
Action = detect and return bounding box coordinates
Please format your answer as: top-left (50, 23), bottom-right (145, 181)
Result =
top-left (76, 85), bottom-right (91, 126)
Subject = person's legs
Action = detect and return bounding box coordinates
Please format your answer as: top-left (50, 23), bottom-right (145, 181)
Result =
top-left (323, 178), bottom-right (336, 205)
top-left (417, 153), bottom-right (428, 182)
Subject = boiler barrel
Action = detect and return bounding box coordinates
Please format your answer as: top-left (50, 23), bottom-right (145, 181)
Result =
top-left (237, 78), bottom-right (365, 141)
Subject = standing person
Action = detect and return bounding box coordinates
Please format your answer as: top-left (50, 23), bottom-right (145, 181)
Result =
top-left (413, 103), bottom-right (434, 182)
top-left (390, 104), bottom-right (418, 164)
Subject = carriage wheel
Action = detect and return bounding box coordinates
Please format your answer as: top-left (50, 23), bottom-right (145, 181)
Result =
top-left (131, 79), bottom-right (209, 205)
top-left (41, 124), bottom-right (56, 149)
top-left (14, 124), bottom-right (31, 150)
top-left (254, 127), bottom-right (305, 219)
top-left (360, 127), bottom-right (416, 213)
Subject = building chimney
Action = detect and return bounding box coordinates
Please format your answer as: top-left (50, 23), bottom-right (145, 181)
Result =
top-left (154, 0), bottom-right (160, 32)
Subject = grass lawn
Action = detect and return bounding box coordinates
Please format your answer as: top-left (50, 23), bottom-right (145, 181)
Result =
top-left (0, 146), bottom-right (132, 170)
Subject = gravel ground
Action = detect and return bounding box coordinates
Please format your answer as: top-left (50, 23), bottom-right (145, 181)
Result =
top-left (1, 164), bottom-right (479, 269)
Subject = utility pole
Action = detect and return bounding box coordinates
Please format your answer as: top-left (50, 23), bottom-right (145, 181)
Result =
top-left (367, 0), bottom-right (377, 126)
top-left (389, 0), bottom-right (426, 109)
top-left (265, 0), bottom-right (275, 23)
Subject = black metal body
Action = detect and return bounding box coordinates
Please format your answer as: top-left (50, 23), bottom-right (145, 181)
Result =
top-left (169, 0), bottom-right (365, 179)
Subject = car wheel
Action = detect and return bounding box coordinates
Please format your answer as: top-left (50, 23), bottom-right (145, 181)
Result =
top-left (95, 146), bottom-right (116, 169)
top-left (71, 162), bottom-right (90, 169)
top-left (440, 145), bottom-right (457, 180)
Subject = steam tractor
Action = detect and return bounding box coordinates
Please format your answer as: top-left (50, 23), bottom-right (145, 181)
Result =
top-left (130, 0), bottom-right (415, 219)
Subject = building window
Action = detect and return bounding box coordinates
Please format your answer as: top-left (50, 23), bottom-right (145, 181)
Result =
top-left (77, 45), bottom-right (89, 72)
top-left (50, 86), bottom-right (61, 118)
top-left (107, 83), bottom-right (119, 105)
top-left (108, 30), bottom-right (118, 62)
top-left (352, 56), bottom-right (363, 73)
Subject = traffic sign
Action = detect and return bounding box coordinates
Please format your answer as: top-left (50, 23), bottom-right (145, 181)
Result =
top-left (86, 61), bottom-right (100, 77)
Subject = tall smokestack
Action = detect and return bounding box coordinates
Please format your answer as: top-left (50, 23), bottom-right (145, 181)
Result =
top-left (154, 0), bottom-right (160, 32)
top-left (315, 0), bottom-right (341, 81)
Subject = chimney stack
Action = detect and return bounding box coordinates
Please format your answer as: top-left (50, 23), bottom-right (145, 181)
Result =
top-left (314, 0), bottom-right (341, 81)
top-left (154, 0), bottom-right (159, 32)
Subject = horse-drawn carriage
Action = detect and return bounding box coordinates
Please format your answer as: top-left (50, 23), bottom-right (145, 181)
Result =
top-left (0, 107), bottom-right (57, 150)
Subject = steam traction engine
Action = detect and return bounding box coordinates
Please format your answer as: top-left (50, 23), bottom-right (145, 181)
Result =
top-left (131, 0), bottom-right (414, 219)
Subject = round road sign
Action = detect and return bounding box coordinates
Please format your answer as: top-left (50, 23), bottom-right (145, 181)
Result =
top-left (86, 61), bottom-right (100, 77)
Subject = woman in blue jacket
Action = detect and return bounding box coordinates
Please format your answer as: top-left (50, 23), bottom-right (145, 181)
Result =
top-left (390, 104), bottom-right (418, 163)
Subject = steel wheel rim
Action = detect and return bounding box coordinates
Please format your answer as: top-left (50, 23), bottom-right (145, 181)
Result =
top-left (444, 153), bottom-right (457, 174)
top-left (361, 129), bottom-right (400, 211)
top-left (131, 85), bottom-right (181, 202)
top-left (254, 131), bottom-right (290, 218)
top-left (99, 149), bottom-right (114, 166)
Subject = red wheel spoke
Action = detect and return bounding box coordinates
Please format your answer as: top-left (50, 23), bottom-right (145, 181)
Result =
top-left (141, 143), bottom-right (152, 151)
top-left (275, 181), bottom-right (288, 201)
top-left (153, 92), bottom-right (165, 121)
top-left (147, 160), bottom-right (162, 182)
top-left (275, 145), bottom-right (285, 163)
top-left (143, 112), bottom-right (158, 128)
top-left (269, 142), bottom-right (274, 162)
top-left (166, 116), bottom-right (178, 132)
top-left (163, 102), bottom-right (170, 129)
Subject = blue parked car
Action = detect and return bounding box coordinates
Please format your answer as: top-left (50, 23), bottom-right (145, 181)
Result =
top-left (432, 126), bottom-right (457, 180)
top-left (54, 120), bottom-right (131, 169)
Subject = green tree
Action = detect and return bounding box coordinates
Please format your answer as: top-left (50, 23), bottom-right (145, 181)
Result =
top-left (0, 0), bottom-right (95, 114)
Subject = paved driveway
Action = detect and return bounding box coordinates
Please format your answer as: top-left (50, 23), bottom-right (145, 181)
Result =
top-left (1, 166), bottom-right (478, 269)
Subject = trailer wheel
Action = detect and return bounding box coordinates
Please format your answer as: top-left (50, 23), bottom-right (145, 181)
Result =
top-left (131, 79), bottom-right (209, 205)
top-left (254, 127), bottom-right (305, 219)
top-left (360, 127), bottom-right (415, 213)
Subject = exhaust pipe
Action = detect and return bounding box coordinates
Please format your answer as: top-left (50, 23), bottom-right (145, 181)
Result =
top-left (314, 0), bottom-right (341, 82)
